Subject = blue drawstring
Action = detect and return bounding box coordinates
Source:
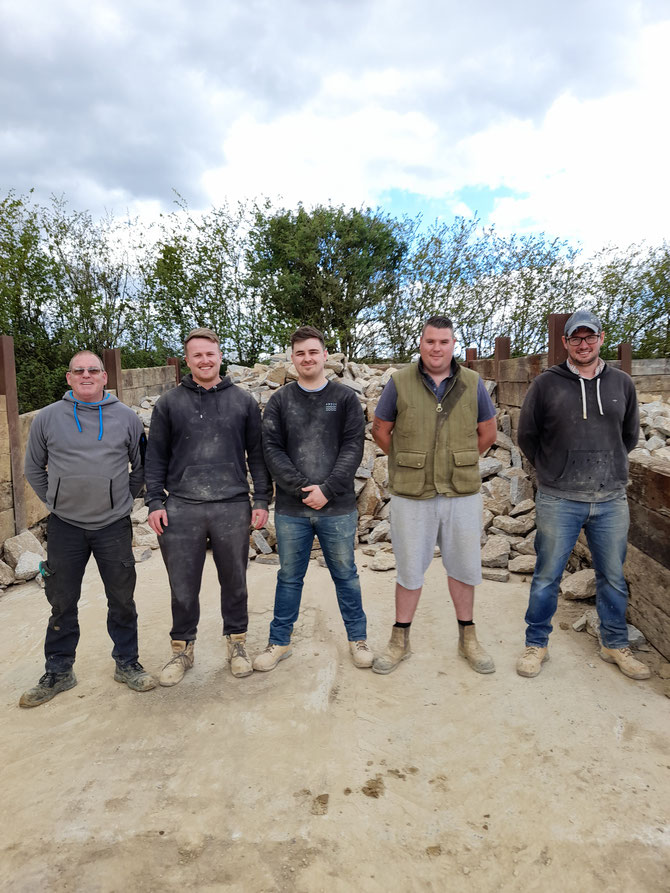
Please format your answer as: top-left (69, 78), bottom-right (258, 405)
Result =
top-left (70, 392), bottom-right (108, 440)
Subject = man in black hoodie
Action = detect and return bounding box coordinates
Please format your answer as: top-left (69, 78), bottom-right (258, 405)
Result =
top-left (145, 329), bottom-right (271, 685)
top-left (517, 309), bottom-right (649, 680)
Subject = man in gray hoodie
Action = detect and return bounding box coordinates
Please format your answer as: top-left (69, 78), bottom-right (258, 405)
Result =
top-left (516, 310), bottom-right (649, 681)
top-left (21, 351), bottom-right (155, 707)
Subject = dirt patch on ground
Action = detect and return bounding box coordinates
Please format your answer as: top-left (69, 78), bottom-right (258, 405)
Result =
top-left (1, 552), bottom-right (669, 891)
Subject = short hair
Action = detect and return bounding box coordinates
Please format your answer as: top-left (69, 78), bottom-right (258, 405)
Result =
top-left (290, 325), bottom-right (325, 350)
top-left (184, 327), bottom-right (220, 352)
top-left (421, 315), bottom-right (454, 336)
top-left (68, 351), bottom-right (105, 372)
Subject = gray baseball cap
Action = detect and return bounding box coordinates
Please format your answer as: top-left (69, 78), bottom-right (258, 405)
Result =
top-left (564, 309), bottom-right (602, 337)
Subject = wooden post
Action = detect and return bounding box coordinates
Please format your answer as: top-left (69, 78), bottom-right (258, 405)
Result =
top-left (167, 357), bottom-right (182, 384)
top-left (0, 335), bottom-right (26, 534)
top-left (465, 347), bottom-right (478, 368)
top-left (618, 343), bottom-right (632, 376)
top-left (548, 313), bottom-right (570, 367)
top-left (494, 336), bottom-right (511, 385)
top-left (103, 348), bottom-right (123, 402)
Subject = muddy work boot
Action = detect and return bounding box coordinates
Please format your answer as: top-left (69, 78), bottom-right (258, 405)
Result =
top-left (226, 633), bottom-right (253, 677)
top-left (372, 626), bottom-right (411, 675)
top-left (19, 670), bottom-right (77, 708)
top-left (600, 646), bottom-right (651, 680)
top-left (159, 640), bottom-right (195, 687)
top-left (349, 640), bottom-right (374, 669)
top-left (252, 643), bottom-right (292, 672)
top-left (114, 661), bottom-right (157, 692)
top-left (516, 645), bottom-right (549, 678)
top-left (458, 624), bottom-right (495, 674)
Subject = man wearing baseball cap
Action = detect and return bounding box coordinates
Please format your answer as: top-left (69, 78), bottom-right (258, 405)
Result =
top-left (516, 309), bottom-right (649, 680)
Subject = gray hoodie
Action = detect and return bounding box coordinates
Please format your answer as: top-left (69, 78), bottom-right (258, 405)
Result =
top-left (24, 391), bottom-right (146, 530)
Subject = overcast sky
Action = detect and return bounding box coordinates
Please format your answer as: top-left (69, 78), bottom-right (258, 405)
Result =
top-left (1, 0), bottom-right (668, 250)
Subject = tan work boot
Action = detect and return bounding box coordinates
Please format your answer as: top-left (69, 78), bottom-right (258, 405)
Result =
top-left (226, 633), bottom-right (253, 677)
top-left (458, 624), bottom-right (495, 674)
top-left (372, 626), bottom-right (411, 675)
top-left (516, 645), bottom-right (549, 677)
top-left (159, 640), bottom-right (194, 687)
top-left (349, 640), bottom-right (374, 668)
top-left (600, 646), bottom-right (651, 680)
top-left (252, 643), bottom-right (292, 672)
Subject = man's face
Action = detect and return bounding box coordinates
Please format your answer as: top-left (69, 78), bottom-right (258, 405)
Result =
top-left (185, 338), bottom-right (222, 387)
top-left (66, 353), bottom-right (108, 403)
top-left (419, 325), bottom-right (455, 377)
top-left (291, 338), bottom-right (327, 383)
top-left (562, 326), bottom-right (604, 368)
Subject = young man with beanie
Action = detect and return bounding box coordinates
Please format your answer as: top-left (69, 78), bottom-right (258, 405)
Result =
top-left (253, 325), bottom-right (372, 672)
top-left (146, 328), bottom-right (271, 685)
top-left (516, 309), bottom-right (649, 680)
top-left (371, 316), bottom-right (498, 675)
top-left (21, 351), bottom-right (154, 707)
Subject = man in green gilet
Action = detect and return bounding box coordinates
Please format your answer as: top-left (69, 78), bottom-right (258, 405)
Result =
top-left (371, 316), bottom-right (498, 674)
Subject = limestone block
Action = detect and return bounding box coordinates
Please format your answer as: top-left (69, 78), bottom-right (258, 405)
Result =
top-left (379, 368), bottom-right (399, 386)
top-left (0, 559), bottom-right (15, 586)
top-left (339, 377), bottom-right (365, 394)
top-left (508, 554), bottom-right (537, 573)
top-left (133, 523), bottom-right (159, 550)
top-left (645, 434), bottom-right (666, 452)
top-left (14, 550), bottom-right (42, 581)
top-left (133, 547), bottom-right (152, 563)
top-left (372, 456), bottom-right (388, 489)
top-left (509, 498), bottom-right (535, 517)
top-left (256, 554), bottom-right (279, 565)
top-left (481, 509), bottom-right (494, 531)
top-left (481, 535), bottom-right (510, 568)
top-left (371, 552), bottom-right (396, 572)
top-left (491, 448), bottom-right (511, 468)
top-left (510, 475), bottom-right (534, 505)
top-left (357, 478), bottom-right (382, 517)
top-left (515, 530), bottom-right (537, 555)
top-left (356, 440), bottom-right (376, 479)
top-left (482, 477), bottom-right (511, 502)
top-left (560, 569), bottom-right (596, 600)
top-left (499, 414), bottom-right (511, 437)
top-left (482, 497), bottom-right (512, 517)
top-left (495, 431), bottom-right (515, 451)
top-left (377, 500), bottom-right (391, 521)
top-left (3, 530), bottom-right (46, 569)
top-left (266, 365), bottom-right (287, 386)
top-left (651, 446), bottom-right (670, 461)
top-left (482, 569), bottom-right (510, 583)
top-left (479, 458), bottom-right (503, 478)
top-left (492, 514), bottom-right (535, 536)
top-left (251, 530), bottom-right (273, 555)
top-left (0, 509), bottom-right (15, 546)
top-left (131, 505), bottom-right (149, 524)
top-left (368, 520), bottom-right (391, 543)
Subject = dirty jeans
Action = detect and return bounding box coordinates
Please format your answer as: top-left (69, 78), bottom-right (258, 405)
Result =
top-left (44, 513), bottom-right (138, 672)
top-left (525, 490), bottom-right (630, 648)
top-left (269, 510), bottom-right (367, 645)
top-left (158, 496), bottom-right (251, 640)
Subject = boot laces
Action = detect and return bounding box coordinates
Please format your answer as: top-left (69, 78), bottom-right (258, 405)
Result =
top-left (231, 642), bottom-right (248, 659)
top-left (524, 646), bottom-right (543, 657)
top-left (352, 640), bottom-right (370, 652)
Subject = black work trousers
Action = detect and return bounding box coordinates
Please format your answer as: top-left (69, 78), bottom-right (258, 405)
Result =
top-left (158, 496), bottom-right (251, 641)
top-left (43, 514), bottom-right (138, 672)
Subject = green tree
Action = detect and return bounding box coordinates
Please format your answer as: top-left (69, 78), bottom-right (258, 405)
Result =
top-left (249, 203), bottom-right (407, 356)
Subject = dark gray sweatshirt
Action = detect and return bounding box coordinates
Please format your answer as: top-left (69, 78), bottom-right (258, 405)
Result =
top-left (517, 362), bottom-right (639, 502)
top-left (24, 391), bottom-right (146, 529)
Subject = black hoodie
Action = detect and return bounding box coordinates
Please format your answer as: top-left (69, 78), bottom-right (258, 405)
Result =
top-left (145, 374), bottom-right (271, 511)
top-left (517, 362), bottom-right (639, 502)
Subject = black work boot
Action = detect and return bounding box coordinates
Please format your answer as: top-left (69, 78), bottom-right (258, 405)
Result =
top-left (19, 670), bottom-right (77, 708)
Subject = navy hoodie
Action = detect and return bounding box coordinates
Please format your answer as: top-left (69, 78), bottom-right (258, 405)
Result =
top-left (517, 362), bottom-right (639, 502)
top-left (144, 374), bottom-right (271, 511)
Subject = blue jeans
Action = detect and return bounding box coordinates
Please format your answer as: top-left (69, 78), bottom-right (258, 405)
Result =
top-left (269, 511), bottom-right (367, 645)
top-left (525, 491), bottom-right (630, 648)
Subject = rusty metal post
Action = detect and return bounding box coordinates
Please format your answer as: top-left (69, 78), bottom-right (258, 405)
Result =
top-left (465, 347), bottom-right (478, 368)
top-left (167, 357), bottom-right (182, 384)
top-left (618, 343), bottom-right (632, 376)
top-left (548, 313), bottom-right (570, 367)
top-left (103, 348), bottom-right (123, 401)
top-left (0, 335), bottom-right (26, 534)
top-left (494, 336), bottom-right (511, 385)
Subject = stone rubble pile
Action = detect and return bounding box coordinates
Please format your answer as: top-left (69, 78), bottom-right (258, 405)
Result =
top-left (1, 358), bottom-right (668, 595)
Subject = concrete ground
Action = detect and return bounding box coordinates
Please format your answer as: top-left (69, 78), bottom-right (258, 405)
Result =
top-left (1, 550), bottom-right (669, 893)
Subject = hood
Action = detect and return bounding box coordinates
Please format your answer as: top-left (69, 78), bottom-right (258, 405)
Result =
top-left (62, 390), bottom-right (119, 441)
top-left (547, 361), bottom-right (608, 420)
top-left (180, 373), bottom-right (233, 393)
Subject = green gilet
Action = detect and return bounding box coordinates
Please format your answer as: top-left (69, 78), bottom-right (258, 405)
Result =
top-left (388, 362), bottom-right (482, 499)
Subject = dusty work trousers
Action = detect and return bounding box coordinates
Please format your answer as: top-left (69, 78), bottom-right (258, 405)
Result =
top-left (158, 496), bottom-right (251, 641)
top-left (43, 513), bottom-right (138, 672)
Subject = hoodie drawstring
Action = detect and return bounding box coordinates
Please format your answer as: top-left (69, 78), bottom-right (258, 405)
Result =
top-left (71, 393), bottom-right (107, 439)
top-left (577, 376), bottom-right (604, 420)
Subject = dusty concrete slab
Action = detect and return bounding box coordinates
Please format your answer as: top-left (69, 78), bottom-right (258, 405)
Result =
top-left (1, 550), bottom-right (669, 892)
